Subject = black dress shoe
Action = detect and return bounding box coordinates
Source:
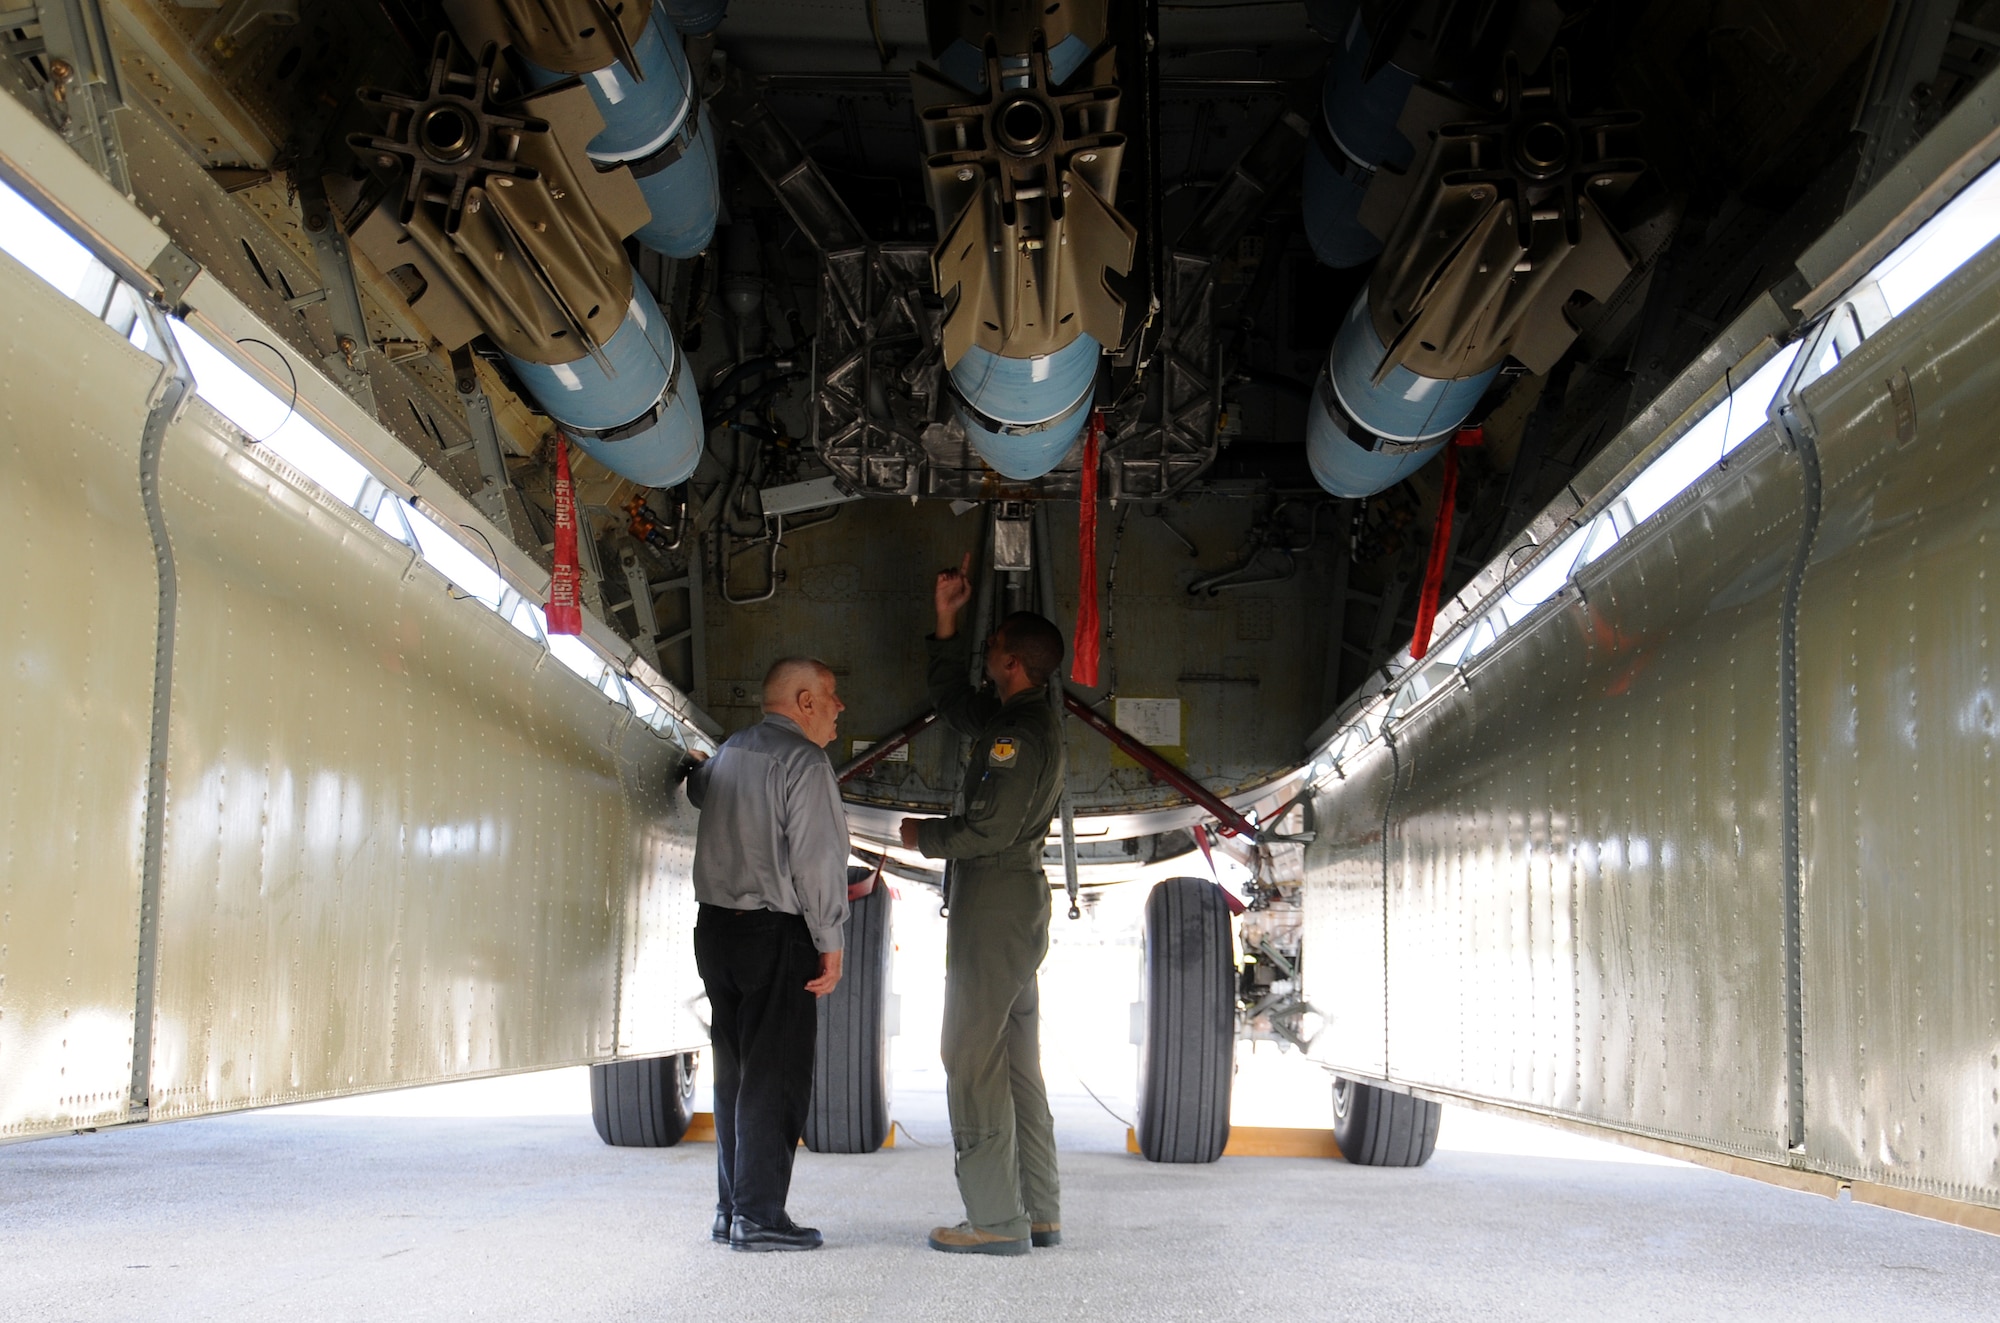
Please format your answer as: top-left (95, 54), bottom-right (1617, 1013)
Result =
top-left (711, 1212), bottom-right (732, 1243)
top-left (730, 1214), bottom-right (823, 1252)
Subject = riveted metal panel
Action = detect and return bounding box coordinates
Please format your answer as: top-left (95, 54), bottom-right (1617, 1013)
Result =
top-left (143, 400), bottom-right (702, 1116)
top-left (1308, 419), bottom-right (1799, 1160)
top-left (1551, 442), bottom-right (1794, 1157)
top-left (613, 734), bottom-right (704, 1056)
top-left (0, 253), bottom-right (163, 1138)
top-left (1301, 219), bottom-right (2000, 1217)
top-left (1796, 236), bottom-right (2000, 1208)
top-left (1301, 744), bottom-right (1393, 1079)
top-left (1379, 646), bottom-right (1582, 1116)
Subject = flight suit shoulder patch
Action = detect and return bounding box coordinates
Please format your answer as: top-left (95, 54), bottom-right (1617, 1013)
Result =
top-left (988, 735), bottom-right (1020, 766)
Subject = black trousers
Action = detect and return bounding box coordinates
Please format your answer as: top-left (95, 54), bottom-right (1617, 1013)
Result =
top-left (693, 904), bottom-right (820, 1226)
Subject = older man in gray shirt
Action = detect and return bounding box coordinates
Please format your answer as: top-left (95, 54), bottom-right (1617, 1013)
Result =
top-left (686, 656), bottom-right (850, 1253)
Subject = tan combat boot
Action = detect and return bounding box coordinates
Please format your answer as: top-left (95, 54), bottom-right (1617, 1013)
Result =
top-left (927, 1222), bottom-right (1029, 1256)
top-left (1030, 1222), bottom-right (1061, 1248)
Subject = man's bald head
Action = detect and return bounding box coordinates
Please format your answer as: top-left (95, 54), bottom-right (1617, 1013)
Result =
top-left (763, 657), bottom-right (834, 710)
top-left (762, 657), bottom-right (845, 748)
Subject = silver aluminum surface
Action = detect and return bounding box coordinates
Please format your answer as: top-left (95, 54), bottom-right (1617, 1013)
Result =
top-left (1793, 232), bottom-right (2000, 1208)
top-left (0, 240), bottom-right (706, 1139)
top-left (1305, 206), bottom-right (2000, 1216)
top-left (0, 250), bottom-right (161, 1138)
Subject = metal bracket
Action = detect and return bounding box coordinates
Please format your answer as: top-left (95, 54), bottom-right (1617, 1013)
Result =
top-left (446, 346), bottom-right (524, 539)
top-left (292, 170), bottom-right (378, 415)
top-left (1889, 367), bottom-right (1920, 448)
top-left (195, 0), bottom-right (299, 51)
top-left (617, 541), bottom-right (662, 670)
top-left (19, 1), bottom-right (130, 197)
top-left (669, 547), bottom-right (708, 701)
top-left (574, 501), bottom-right (609, 619)
top-left (145, 243), bottom-right (200, 310)
top-left (992, 500), bottom-right (1034, 571)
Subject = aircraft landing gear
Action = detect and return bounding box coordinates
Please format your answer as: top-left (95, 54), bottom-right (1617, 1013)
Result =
top-left (1134, 877), bottom-right (1238, 1164)
top-left (804, 870), bottom-right (894, 1154)
top-left (591, 1052), bottom-right (698, 1147)
top-left (1332, 1076), bottom-right (1441, 1167)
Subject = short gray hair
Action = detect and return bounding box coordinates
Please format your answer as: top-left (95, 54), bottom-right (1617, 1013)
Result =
top-left (762, 656), bottom-right (834, 710)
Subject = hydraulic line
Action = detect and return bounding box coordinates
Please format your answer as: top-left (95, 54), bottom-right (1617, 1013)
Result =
top-left (717, 512), bottom-right (784, 604)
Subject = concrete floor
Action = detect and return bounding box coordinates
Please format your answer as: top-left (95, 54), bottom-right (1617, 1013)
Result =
top-left (5, 1090), bottom-right (2000, 1321)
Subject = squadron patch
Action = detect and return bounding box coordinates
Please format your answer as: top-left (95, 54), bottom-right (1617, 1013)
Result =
top-left (989, 736), bottom-right (1018, 765)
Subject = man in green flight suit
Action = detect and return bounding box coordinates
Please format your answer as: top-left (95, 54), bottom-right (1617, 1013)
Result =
top-left (899, 551), bottom-right (1066, 1257)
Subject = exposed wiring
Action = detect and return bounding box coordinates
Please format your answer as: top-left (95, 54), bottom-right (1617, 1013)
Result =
top-left (234, 336), bottom-right (298, 442)
top-left (1102, 505), bottom-right (1131, 694)
top-left (724, 432), bottom-right (773, 537)
top-left (451, 520), bottom-right (502, 603)
top-left (1187, 499), bottom-right (1336, 595)
top-left (1498, 533), bottom-right (1541, 578)
top-left (1718, 364), bottom-right (1734, 471)
top-left (1147, 504), bottom-right (1199, 557)
top-left (1077, 1075), bottom-right (1134, 1131)
top-left (866, 0), bottom-right (888, 63)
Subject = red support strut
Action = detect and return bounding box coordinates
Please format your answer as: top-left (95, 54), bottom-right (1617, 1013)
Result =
top-left (1062, 692), bottom-right (1260, 839)
top-left (1410, 427), bottom-right (1482, 660)
top-left (835, 709), bottom-right (940, 783)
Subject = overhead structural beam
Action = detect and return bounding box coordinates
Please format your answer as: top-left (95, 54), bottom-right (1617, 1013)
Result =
top-left (712, 70), bottom-right (868, 253)
top-left (617, 542), bottom-right (662, 671)
top-left (1849, 0), bottom-right (1962, 206)
top-left (29, 0), bottom-right (131, 197)
top-left (446, 346), bottom-right (529, 541)
top-left (1173, 108), bottom-right (1309, 262)
top-left (294, 171), bottom-right (379, 416)
top-left (98, 0), bottom-right (278, 167)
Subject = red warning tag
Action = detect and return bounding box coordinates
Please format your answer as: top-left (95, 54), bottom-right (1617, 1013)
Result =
top-left (1070, 410), bottom-right (1103, 686)
top-left (547, 434), bottom-right (583, 636)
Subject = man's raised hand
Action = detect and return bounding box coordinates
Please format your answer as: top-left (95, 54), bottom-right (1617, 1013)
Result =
top-left (935, 551), bottom-right (974, 637)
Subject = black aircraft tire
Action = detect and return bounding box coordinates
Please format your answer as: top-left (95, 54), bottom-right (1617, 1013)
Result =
top-left (805, 870), bottom-right (893, 1154)
top-left (590, 1052), bottom-right (697, 1147)
top-left (1135, 876), bottom-right (1236, 1164)
top-left (1331, 1076), bottom-right (1441, 1166)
